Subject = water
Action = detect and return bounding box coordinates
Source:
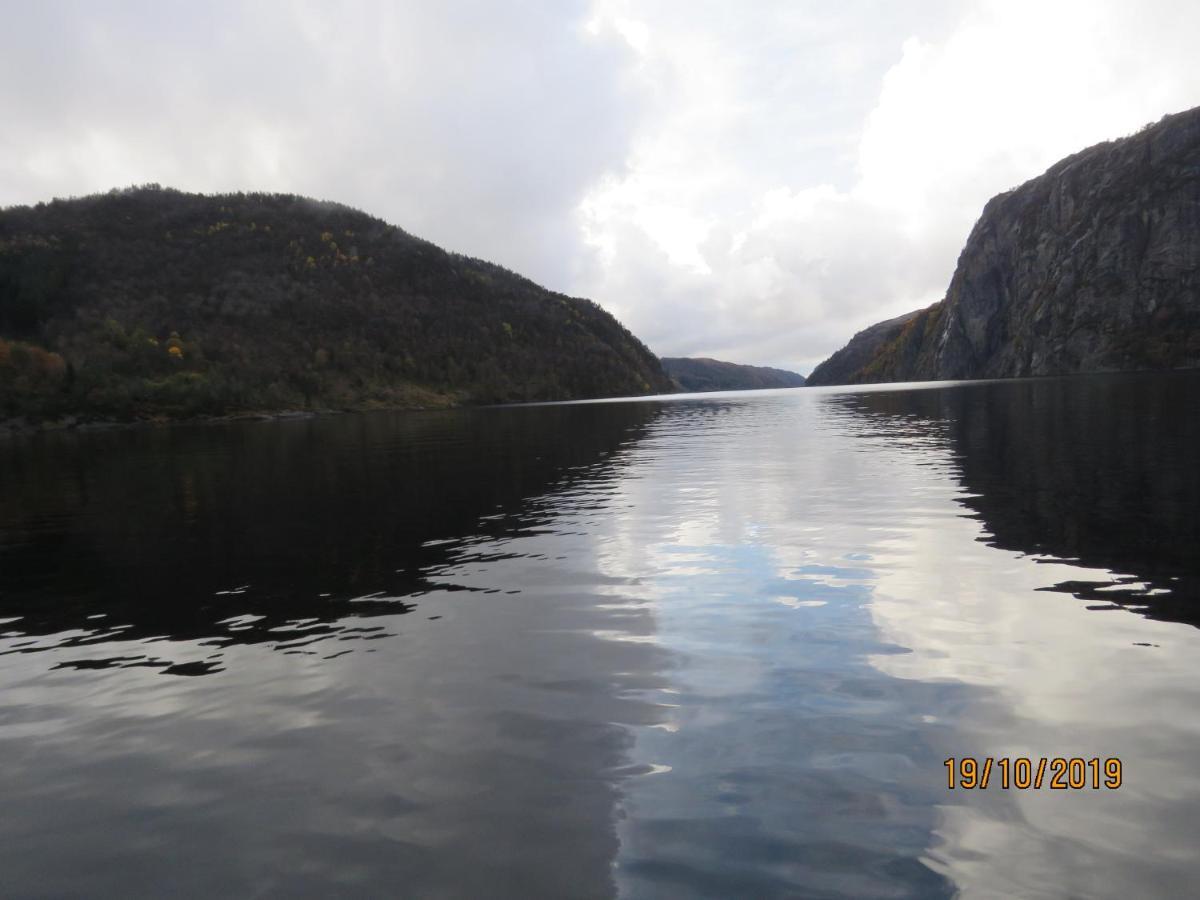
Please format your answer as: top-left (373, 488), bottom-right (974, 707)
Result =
top-left (1, 373), bottom-right (1197, 898)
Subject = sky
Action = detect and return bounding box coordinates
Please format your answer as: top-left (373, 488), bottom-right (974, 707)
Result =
top-left (2, 0), bottom-right (1199, 374)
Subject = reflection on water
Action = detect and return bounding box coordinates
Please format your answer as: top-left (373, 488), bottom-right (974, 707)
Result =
top-left (1, 374), bottom-right (1199, 898)
top-left (0, 404), bottom-right (659, 670)
top-left (0, 405), bottom-right (667, 898)
top-left (827, 373), bottom-right (1200, 626)
top-left (813, 374), bottom-right (1200, 898)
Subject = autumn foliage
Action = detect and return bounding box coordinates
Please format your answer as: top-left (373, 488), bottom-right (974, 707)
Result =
top-left (0, 185), bottom-right (672, 421)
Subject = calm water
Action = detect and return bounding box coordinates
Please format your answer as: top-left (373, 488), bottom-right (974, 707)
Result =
top-left (1, 373), bottom-right (1198, 898)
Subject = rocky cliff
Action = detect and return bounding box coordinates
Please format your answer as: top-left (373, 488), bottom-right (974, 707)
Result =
top-left (807, 105), bottom-right (1200, 385)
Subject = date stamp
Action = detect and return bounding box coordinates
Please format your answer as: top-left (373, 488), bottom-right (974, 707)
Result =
top-left (944, 757), bottom-right (1122, 790)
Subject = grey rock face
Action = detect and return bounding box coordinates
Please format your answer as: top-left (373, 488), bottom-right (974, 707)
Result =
top-left (809, 105), bottom-right (1200, 385)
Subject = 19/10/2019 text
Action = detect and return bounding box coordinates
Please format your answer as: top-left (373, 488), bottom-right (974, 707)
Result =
top-left (944, 757), bottom-right (1122, 790)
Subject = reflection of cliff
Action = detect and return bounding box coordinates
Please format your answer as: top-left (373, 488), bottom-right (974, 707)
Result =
top-left (0, 402), bottom-right (660, 654)
top-left (823, 373), bottom-right (1200, 626)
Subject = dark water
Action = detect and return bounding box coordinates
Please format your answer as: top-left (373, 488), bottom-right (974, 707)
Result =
top-left (1, 373), bottom-right (1198, 898)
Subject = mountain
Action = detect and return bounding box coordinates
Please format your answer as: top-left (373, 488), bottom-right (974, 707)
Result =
top-left (807, 105), bottom-right (1200, 385)
top-left (661, 357), bottom-right (805, 392)
top-left (0, 186), bottom-right (673, 421)
top-left (804, 311), bottom-right (922, 386)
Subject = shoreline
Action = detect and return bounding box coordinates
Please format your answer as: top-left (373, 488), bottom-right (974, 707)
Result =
top-left (0, 404), bottom-right (447, 437)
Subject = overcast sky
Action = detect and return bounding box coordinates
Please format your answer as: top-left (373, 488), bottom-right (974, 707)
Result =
top-left (3, 1), bottom-right (1199, 373)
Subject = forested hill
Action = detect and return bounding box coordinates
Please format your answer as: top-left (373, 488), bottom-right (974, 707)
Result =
top-left (661, 357), bottom-right (806, 392)
top-left (0, 186), bottom-right (674, 422)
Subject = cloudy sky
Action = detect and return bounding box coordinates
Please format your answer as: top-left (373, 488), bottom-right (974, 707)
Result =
top-left (3, 1), bottom-right (1199, 373)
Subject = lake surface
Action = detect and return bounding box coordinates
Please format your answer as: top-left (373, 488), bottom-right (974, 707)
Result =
top-left (2, 372), bottom-right (1198, 898)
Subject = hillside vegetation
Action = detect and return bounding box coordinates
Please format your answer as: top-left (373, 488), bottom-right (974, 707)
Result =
top-left (0, 186), bottom-right (672, 421)
top-left (661, 357), bottom-right (805, 392)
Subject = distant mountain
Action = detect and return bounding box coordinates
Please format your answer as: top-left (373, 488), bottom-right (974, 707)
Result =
top-left (0, 186), bottom-right (673, 421)
top-left (662, 357), bottom-right (805, 392)
top-left (807, 105), bottom-right (1200, 385)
